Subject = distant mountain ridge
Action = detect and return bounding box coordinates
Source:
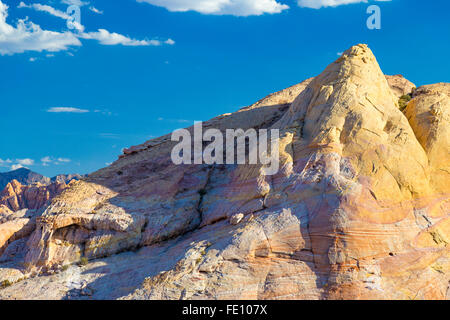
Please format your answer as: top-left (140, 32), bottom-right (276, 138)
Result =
top-left (0, 168), bottom-right (84, 190)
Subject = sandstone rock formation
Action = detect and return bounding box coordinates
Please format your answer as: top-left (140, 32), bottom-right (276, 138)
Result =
top-left (385, 74), bottom-right (416, 99)
top-left (0, 44), bottom-right (448, 300)
top-left (0, 168), bottom-right (84, 191)
top-left (0, 180), bottom-right (68, 213)
top-left (0, 168), bottom-right (50, 190)
top-left (51, 174), bottom-right (85, 184)
top-left (0, 180), bottom-right (71, 258)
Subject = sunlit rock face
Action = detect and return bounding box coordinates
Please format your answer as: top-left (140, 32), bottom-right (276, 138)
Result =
top-left (0, 44), bottom-right (448, 300)
top-left (0, 179), bottom-right (68, 213)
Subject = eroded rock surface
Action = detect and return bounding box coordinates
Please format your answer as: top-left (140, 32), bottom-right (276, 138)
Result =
top-left (0, 180), bottom-right (68, 213)
top-left (0, 180), bottom-right (70, 259)
top-left (0, 44), bottom-right (448, 300)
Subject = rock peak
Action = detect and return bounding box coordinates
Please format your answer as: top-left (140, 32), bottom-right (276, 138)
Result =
top-left (341, 43), bottom-right (373, 59)
top-left (0, 45), bottom-right (448, 300)
top-left (323, 43), bottom-right (387, 87)
top-left (276, 44), bottom-right (398, 139)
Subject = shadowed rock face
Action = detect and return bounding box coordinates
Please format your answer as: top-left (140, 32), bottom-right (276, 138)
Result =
top-left (0, 44), bottom-right (448, 300)
top-left (0, 180), bottom-right (70, 257)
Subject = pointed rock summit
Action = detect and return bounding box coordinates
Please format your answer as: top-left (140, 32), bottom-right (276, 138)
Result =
top-left (0, 45), bottom-right (448, 300)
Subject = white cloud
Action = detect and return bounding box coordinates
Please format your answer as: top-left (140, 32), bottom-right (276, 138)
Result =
top-left (0, 158), bottom-right (12, 167)
top-left (94, 109), bottom-right (115, 116)
top-left (61, 0), bottom-right (89, 6)
top-left (41, 156), bottom-right (52, 163)
top-left (41, 156), bottom-right (71, 166)
top-left (137, 0), bottom-right (289, 16)
top-left (297, 0), bottom-right (390, 9)
top-left (79, 29), bottom-right (167, 46)
top-left (89, 6), bottom-right (103, 14)
top-left (1, 1), bottom-right (173, 55)
top-left (18, 1), bottom-right (85, 32)
top-left (47, 107), bottom-right (89, 113)
top-left (18, 2), bottom-right (70, 20)
top-left (2, 158), bottom-right (42, 170)
top-left (29, 57), bottom-right (36, 61)
top-left (17, 158), bottom-right (34, 166)
top-left (0, 1), bottom-right (82, 55)
top-left (165, 38), bottom-right (175, 45)
top-left (2, 1), bottom-right (176, 55)
top-left (11, 164), bottom-right (24, 170)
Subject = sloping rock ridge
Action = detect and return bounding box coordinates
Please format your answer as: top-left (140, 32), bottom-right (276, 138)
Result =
top-left (0, 44), bottom-right (448, 300)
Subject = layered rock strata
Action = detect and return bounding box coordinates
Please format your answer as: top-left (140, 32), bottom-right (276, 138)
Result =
top-left (0, 44), bottom-right (448, 300)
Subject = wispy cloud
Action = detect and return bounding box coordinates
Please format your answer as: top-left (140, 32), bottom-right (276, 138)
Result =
top-left (1, 1), bottom-right (174, 55)
top-left (61, 0), bottom-right (89, 6)
top-left (41, 156), bottom-right (71, 166)
top-left (17, 158), bottom-right (34, 166)
top-left (297, 0), bottom-right (391, 9)
top-left (18, 2), bottom-right (172, 47)
top-left (94, 109), bottom-right (115, 116)
top-left (1, 158), bottom-right (36, 170)
top-left (0, 1), bottom-right (81, 55)
top-left (89, 6), bottom-right (103, 14)
top-left (0, 158), bottom-right (12, 167)
top-left (79, 29), bottom-right (170, 46)
top-left (41, 156), bottom-right (52, 164)
top-left (165, 38), bottom-right (175, 45)
top-left (18, 2), bottom-right (70, 20)
top-left (137, 0), bottom-right (289, 16)
top-left (10, 158), bottom-right (35, 170)
top-left (47, 107), bottom-right (89, 113)
top-left (18, 1), bottom-right (85, 31)
top-left (11, 164), bottom-right (24, 170)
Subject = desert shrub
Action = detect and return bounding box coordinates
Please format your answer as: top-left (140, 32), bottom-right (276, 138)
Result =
top-left (399, 94), bottom-right (412, 111)
top-left (1, 280), bottom-right (12, 288)
top-left (79, 257), bottom-right (89, 266)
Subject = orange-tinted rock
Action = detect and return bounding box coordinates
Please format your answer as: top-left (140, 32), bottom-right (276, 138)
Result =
top-left (0, 44), bottom-right (448, 300)
top-left (0, 180), bottom-right (68, 212)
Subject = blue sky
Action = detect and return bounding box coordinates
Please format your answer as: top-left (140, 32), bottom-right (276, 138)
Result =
top-left (0, 0), bottom-right (449, 177)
